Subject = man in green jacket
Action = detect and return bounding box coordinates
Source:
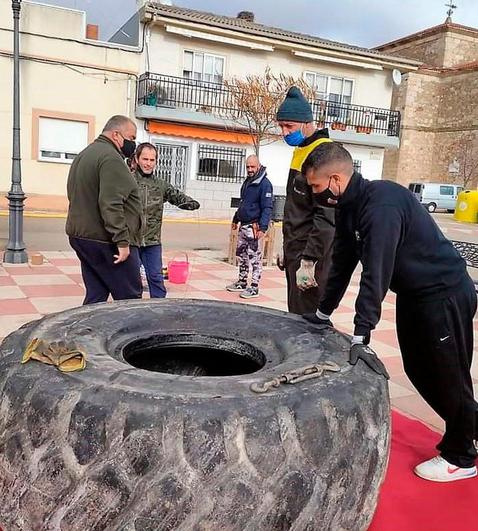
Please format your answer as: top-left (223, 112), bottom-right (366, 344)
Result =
top-left (66, 115), bottom-right (143, 304)
top-left (134, 142), bottom-right (200, 297)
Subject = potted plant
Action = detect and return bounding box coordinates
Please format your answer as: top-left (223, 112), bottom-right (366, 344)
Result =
top-left (145, 84), bottom-right (159, 106)
top-left (317, 112), bottom-right (327, 129)
top-left (356, 112), bottom-right (373, 134)
top-left (331, 120), bottom-right (347, 131)
top-left (356, 124), bottom-right (373, 134)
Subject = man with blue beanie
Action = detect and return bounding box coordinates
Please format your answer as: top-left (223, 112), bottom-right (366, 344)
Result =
top-left (276, 86), bottom-right (335, 314)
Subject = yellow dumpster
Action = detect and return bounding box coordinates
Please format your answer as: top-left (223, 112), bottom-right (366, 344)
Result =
top-left (454, 190), bottom-right (478, 223)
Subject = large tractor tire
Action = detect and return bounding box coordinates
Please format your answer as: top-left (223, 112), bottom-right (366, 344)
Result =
top-left (0, 300), bottom-right (390, 531)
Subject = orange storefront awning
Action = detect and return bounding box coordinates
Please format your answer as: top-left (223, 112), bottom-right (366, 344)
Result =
top-left (146, 121), bottom-right (255, 145)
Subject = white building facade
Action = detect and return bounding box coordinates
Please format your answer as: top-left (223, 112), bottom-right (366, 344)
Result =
top-left (131, 3), bottom-right (419, 217)
top-left (0, 1), bottom-right (418, 218)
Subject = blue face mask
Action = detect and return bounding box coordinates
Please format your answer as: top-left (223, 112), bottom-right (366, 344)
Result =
top-left (283, 129), bottom-right (305, 146)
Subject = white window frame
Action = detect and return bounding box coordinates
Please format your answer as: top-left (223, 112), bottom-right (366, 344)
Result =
top-left (304, 71), bottom-right (355, 104)
top-left (38, 117), bottom-right (89, 165)
top-left (183, 50), bottom-right (226, 84)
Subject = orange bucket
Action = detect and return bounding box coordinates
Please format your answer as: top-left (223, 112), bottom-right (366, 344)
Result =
top-left (168, 253), bottom-right (190, 284)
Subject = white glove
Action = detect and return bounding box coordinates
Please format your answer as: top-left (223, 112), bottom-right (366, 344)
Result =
top-left (296, 259), bottom-right (318, 291)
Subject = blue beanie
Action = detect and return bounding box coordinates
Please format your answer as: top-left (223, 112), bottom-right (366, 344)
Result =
top-left (276, 86), bottom-right (313, 123)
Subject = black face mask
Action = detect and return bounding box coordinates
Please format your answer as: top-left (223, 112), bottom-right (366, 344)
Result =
top-left (315, 178), bottom-right (340, 208)
top-left (138, 167), bottom-right (154, 178)
top-left (120, 138), bottom-right (136, 159)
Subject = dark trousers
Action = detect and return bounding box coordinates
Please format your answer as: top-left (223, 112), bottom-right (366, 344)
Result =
top-left (69, 237), bottom-right (142, 305)
top-left (139, 244), bottom-right (167, 298)
top-left (396, 277), bottom-right (478, 468)
top-left (285, 256), bottom-right (330, 315)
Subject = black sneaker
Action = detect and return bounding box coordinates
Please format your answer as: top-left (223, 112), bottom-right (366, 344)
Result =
top-left (240, 287), bottom-right (259, 299)
top-left (226, 281), bottom-right (246, 292)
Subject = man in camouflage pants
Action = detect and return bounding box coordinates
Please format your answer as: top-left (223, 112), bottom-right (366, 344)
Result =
top-left (226, 155), bottom-right (273, 299)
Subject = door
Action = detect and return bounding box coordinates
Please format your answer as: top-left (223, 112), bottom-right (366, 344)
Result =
top-left (439, 185), bottom-right (455, 210)
top-left (408, 183), bottom-right (423, 202)
top-left (155, 143), bottom-right (189, 191)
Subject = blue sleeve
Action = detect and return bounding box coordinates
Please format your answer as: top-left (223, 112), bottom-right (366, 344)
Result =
top-left (259, 180), bottom-right (273, 232)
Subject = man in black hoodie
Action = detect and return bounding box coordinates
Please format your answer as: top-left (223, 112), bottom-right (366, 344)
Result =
top-left (276, 87), bottom-right (335, 314)
top-left (302, 141), bottom-right (478, 483)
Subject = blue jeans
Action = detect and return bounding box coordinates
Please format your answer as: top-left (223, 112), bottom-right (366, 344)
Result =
top-left (139, 244), bottom-right (167, 298)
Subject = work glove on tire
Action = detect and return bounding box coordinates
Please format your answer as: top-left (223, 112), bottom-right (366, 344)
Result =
top-left (349, 343), bottom-right (389, 379)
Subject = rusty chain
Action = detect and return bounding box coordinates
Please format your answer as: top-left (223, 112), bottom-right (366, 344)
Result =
top-left (250, 361), bottom-right (341, 394)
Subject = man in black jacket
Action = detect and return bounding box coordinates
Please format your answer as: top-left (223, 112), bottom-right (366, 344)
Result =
top-left (302, 142), bottom-right (477, 482)
top-left (276, 86), bottom-right (335, 314)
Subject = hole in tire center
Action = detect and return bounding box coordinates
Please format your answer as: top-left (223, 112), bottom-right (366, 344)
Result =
top-left (122, 334), bottom-right (266, 376)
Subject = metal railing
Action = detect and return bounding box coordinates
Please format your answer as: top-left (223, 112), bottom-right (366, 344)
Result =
top-left (452, 240), bottom-right (478, 269)
top-left (310, 100), bottom-right (401, 136)
top-left (137, 72), bottom-right (401, 137)
top-left (138, 72), bottom-right (235, 114)
top-left (197, 144), bottom-right (245, 183)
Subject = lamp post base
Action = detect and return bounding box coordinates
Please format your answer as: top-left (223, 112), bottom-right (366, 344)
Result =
top-left (3, 190), bottom-right (28, 264)
top-left (3, 249), bottom-right (28, 264)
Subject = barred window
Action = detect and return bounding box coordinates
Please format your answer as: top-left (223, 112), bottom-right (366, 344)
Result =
top-left (353, 160), bottom-right (362, 173)
top-left (197, 145), bottom-right (245, 183)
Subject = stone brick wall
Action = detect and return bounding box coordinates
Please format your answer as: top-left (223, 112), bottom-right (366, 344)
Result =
top-left (442, 33), bottom-right (478, 68)
top-left (380, 23), bottom-right (478, 188)
top-left (437, 72), bottom-right (478, 129)
top-left (382, 35), bottom-right (446, 67)
top-left (379, 26), bottom-right (478, 68)
top-left (401, 73), bottom-right (441, 129)
top-left (382, 72), bottom-right (439, 184)
top-left (382, 67), bottom-right (478, 188)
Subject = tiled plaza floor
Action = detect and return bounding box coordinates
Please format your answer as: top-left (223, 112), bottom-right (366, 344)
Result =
top-left (1, 248), bottom-right (477, 434)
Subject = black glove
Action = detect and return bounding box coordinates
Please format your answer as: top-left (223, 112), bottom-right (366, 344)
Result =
top-left (302, 313), bottom-right (333, 328)
top-left (180, 200), bottom-right (200, 211)
top-left (349, 344), bottom-right (390, 379)
top-left (276, 254), bottom-right (285, 271)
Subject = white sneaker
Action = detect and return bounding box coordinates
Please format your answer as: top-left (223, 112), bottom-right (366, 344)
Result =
top-left (414, 455), bottom-right (477, 482)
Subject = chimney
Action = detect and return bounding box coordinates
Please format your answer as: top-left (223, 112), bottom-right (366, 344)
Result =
top-left (237, 11), bottom-right (254, 22)
top-left (86, 24), bottom-right (99, 40)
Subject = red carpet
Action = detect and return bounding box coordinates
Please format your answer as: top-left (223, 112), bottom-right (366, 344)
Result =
top-left (369, 411), bottom-right (477, 531)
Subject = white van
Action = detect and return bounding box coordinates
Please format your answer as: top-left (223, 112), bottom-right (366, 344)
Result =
top-left (408, 182), bottom-right (463, 213)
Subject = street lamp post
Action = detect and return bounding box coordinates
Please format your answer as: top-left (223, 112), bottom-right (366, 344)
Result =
top-left (4, 0), bottom-right (28, 264)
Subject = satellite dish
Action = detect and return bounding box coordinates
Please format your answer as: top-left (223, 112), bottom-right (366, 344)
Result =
top-left (392, 69), bottom-right (402, 86)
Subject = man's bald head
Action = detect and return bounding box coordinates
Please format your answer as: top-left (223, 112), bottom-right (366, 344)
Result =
top-left (101, 115), bottom-right (137, 156)
top-left (246, 154), bottom-right (260, 177)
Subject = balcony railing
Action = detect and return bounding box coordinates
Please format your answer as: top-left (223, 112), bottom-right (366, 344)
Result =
top-left (137, 72), bottom-right (401, 137)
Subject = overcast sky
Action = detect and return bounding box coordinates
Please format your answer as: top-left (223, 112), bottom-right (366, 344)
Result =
top-left (29, 0), bottom-right (478, 47)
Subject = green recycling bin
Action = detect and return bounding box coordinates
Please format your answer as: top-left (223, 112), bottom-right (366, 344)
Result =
top-left (454, 190), bottom-right (478, 223)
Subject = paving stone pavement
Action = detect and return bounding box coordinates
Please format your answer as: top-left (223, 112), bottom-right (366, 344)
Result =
top-left (1, 248), bottom-right (477, 434)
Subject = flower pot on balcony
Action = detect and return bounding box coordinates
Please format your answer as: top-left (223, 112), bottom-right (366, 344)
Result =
top-left (331, 121), bottom-right (347, 131)
top-left (356, 125), bottom-right (373, 134)
top-left (146, 93), bottom-right (158, 106)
